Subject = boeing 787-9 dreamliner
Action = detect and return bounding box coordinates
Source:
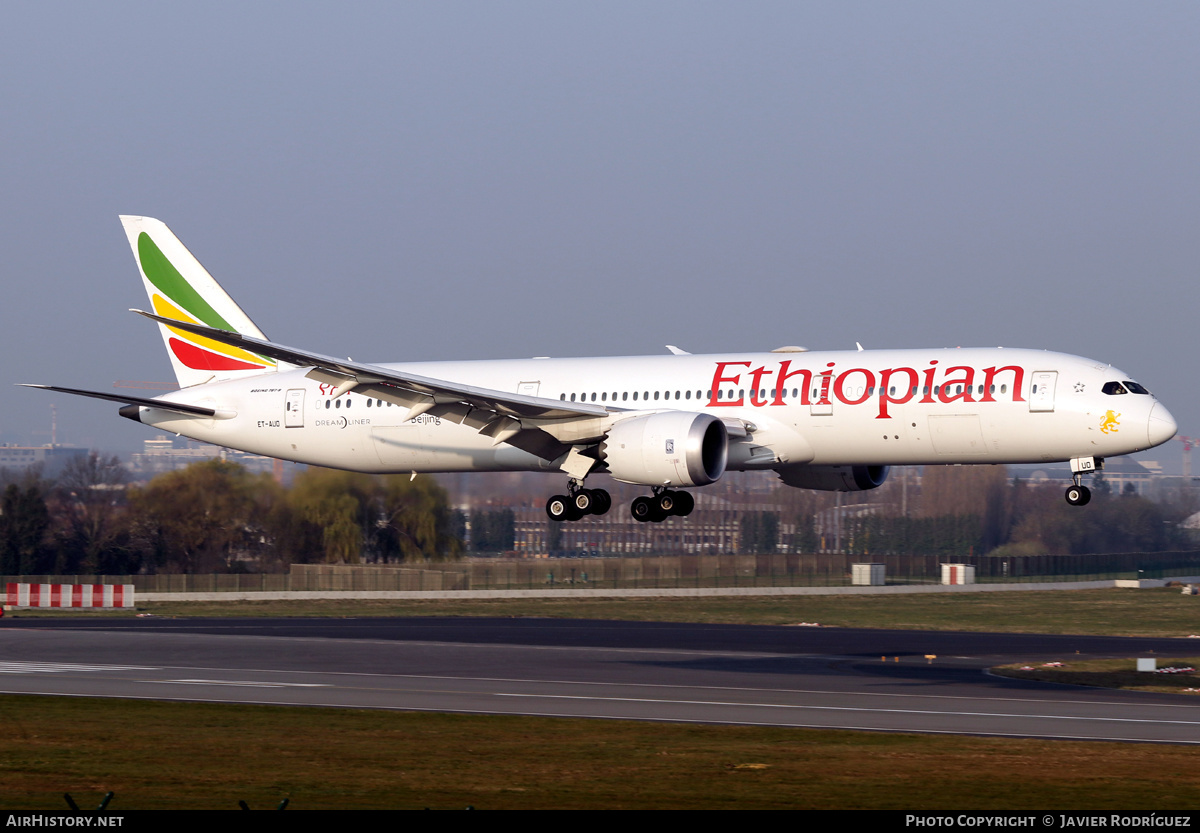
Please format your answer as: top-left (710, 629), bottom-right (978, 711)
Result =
top-left (25, 216), bottom-right (1178, 523)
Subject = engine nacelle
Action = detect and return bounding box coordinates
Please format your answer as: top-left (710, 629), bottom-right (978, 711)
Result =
top-left (601, 412), bottom-right (728, 487)
top-left (775, 464), bottom-right (890, 492)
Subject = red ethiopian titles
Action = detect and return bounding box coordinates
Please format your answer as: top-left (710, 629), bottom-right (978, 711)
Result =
top-left (706, 360), bottom-right (1025, 419)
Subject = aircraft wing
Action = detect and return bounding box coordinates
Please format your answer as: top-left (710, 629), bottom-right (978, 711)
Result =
top-left (132, 310), bottom-right (612, 461)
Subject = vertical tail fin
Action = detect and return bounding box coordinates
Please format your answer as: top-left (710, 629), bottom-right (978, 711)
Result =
top-left (120, 216), bottom-right (277, 388)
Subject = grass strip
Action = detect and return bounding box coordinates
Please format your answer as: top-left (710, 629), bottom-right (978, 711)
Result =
top-left (2, 695), bottom-right (1200, 810)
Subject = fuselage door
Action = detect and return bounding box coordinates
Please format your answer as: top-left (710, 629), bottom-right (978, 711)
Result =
top-left (285, 388), bottom-right (305, 427)
top-left (1029, 371), bottom-right (1057, 413)
top-left (810, 377), bottom-right (833, 416)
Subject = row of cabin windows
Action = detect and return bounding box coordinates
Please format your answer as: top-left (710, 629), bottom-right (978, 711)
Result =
top-left (559, 384), bottom-right (1009, 403)
top-left (316, 378), bottom-right (1029, 410)
top-left (323, 398), bottom-right (399, 409)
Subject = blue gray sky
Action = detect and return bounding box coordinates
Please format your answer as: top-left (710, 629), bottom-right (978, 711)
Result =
top-left (3, 2), bottom-right (1198, 467)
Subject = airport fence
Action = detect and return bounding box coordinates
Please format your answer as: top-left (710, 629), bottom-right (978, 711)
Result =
top-left (6, 550), bottom-right (1200, 593)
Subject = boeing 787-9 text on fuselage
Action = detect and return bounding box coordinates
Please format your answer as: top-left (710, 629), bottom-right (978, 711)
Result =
top-left (25, 216), bottom-right (1178, 521)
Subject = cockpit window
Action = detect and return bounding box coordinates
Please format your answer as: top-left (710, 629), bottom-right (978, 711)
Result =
top-left (1102, 382), bottom-right (1129, 395)
top-left (1124, 381), bottom-right (1152, 395)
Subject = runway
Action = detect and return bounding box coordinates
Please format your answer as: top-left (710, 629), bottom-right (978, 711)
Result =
top-left (2, 617), bottom-right (1198, 743)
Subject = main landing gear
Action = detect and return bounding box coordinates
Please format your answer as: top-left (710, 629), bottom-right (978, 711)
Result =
top-left (630, 487), bottom-right (694, 523)
top-left (546, 485), bottom-right (612, 522)
top-left (544, 483), bottom-right (695, 523)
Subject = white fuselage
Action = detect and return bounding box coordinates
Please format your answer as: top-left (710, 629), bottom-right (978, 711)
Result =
top-left (133, 347), bottom-right (1175, 479)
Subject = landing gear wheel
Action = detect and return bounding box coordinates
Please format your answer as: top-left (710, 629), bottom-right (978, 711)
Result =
top-left (631, 496), bottom-right (654, 522)
top-left (673, 491), bottom-right (694, 516)
top-left (657, 491), bottom-right (677, 515)
top-left (547, 495), bottom-right (572, 522)
top-left (573, 490), bottom-right (594, 514)
top-left (1065, 485), bottom-right (1091, 506)
top-left (590, 489), bottom-right (612, 516)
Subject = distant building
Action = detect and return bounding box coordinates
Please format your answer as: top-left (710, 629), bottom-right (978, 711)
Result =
top-left (128, 434), bottom-right (295, 481)
top-left (0, 445), bottom-right (88, 477)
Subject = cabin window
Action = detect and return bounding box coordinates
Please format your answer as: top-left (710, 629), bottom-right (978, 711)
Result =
top-left (623, 392), bottom-right (628, 401)
top-left (570, 393), bottom-right (576, 401)
top-left (685, 390), bottom-right (691, 399)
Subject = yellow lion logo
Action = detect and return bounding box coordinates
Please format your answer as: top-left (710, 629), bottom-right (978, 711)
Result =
top-left (1100, 410), bottom-right (1121, 434)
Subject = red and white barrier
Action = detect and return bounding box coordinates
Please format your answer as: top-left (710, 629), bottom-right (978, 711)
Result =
top-left (5, 583), bottom-right (134, 609)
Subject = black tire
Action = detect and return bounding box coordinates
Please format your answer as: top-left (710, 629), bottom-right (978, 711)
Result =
top-left (547, 495), bottom-right (571, 521)
top-left (673, 491), bottom-right (694, 516)
top-left (573, 491), bottom-right (593, 514)
top-left (1065, 485), bottom-right (1092, 506)
top-left (591, 489), bottom-right (611, 516)
top-left (657, 491), bottom-right (676, 514)
top-left (631, 496), bottom-right (654, 522)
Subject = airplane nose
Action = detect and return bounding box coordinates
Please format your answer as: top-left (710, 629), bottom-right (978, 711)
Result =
top-left (1148, 402), bottom-right (1177, 448)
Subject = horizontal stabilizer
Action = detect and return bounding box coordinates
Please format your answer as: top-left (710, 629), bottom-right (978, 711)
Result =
top-left (19, 384), bottom-right (217, 417)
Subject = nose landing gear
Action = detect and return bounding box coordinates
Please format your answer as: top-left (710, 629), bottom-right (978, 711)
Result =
top-left (1064, 456), bottom-right (1101, 506)
top-left (1065, 483), bottom-right (1091, 506)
